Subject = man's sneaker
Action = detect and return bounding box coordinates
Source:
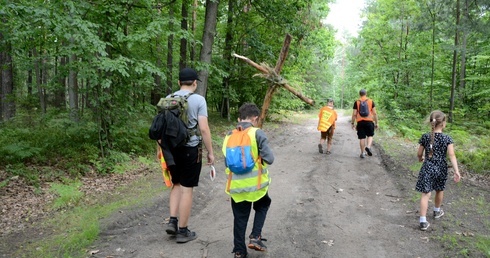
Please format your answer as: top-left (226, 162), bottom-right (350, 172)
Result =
top-left (234, 252), bottom-right (248, 258)
top-left (420, 221), bottom-right (430, 231)
top-left (165, 219), bottom-right (178, 235)
top-left (360, 153), bottom-right (365, 158)
top-left (176, 228), bottom-right (197, 243)
top-left (365, 147), bottom-right (373, 156)
top-left (318, 144), bottom-right (323, 154)
top-left (248, 236), bottom-right (267, 251)
top-left (434, 209), bottom-right (445, 219)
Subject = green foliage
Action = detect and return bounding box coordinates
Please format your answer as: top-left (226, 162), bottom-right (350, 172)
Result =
top-left (475, 235), bottom-right (490, 258)
top-left (50, 181), bottom-right (84, 210)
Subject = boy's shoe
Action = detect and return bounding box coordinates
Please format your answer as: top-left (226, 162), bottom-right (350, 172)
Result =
top-left (326, 151), bottom-right (331, 155)
top-left (176, 228), bottom-right (197, 243)
top-left (365, 147), bottom-right (373, 156)
top-left (234, 252), bottom-right (248, 258)
top-left (318, 144), bottom-right (323, 154)
top-left (434, 209), bottom-right (445, 219)
top-left (420, 222), bottom-right (430, 231)
top-left (360, 153), bottom-right (365, 158)
top-left (248, 236), bottom-right (267, 251)
top-left (165, 219), bottom-right (178, 235)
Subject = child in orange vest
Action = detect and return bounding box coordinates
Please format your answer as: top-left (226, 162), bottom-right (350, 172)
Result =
top-left (317, 98), bottom-right (338, 155)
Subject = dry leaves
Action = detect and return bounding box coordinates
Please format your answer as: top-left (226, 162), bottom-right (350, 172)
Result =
top-left (0, 165), bottom-right (151, 237)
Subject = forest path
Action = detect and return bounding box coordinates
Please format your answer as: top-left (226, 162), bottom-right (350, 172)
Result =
top-left (91, 113), bottom-right (443, 258)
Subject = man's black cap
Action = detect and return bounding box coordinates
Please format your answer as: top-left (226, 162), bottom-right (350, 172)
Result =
top-left (179, 68), bottom-right (201, 82)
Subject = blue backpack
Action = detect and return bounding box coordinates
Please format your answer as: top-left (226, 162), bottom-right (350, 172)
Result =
top-left (224, 127), bottom-right (259, 174)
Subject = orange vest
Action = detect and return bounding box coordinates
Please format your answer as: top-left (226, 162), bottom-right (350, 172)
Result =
top-left (317, 106), bottom-right (337, 132)
top-left (356, 97), bottom-right (374, 122)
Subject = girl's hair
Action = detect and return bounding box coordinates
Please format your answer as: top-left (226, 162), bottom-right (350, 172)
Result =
top-left (427, 110), bottom-right (446, 158)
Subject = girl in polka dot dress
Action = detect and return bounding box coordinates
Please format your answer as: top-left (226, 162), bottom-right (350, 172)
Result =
top-left (415, 110), bottom-right (461, 231)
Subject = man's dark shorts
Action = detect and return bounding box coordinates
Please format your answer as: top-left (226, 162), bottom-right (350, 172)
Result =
top-left (356, 121), bottom-right (375, 139)
top-left (168, 145), bottom-right (203, 187)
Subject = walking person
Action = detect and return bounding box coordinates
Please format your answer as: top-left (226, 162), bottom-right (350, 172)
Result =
top-left (164, 68), bottom-right (215, 243)
top-left (351, 89), bottom-right (378, 158)
top-left (317, 98), bottom-right (338, 155)
top-left (416, 110), bottom-right (461, 231)
top-left (222, 103), bottom-right (275, 258)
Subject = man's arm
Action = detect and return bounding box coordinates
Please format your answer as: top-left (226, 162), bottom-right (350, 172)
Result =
top-left (351, 107), bottom-right (357, 129)
top-left (198, 115), bottom-right (214, 165)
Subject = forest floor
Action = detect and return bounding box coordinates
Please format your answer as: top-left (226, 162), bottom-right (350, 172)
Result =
top-left (1, 112), bottom-right (489, 258)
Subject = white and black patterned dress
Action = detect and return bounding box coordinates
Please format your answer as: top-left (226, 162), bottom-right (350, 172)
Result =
top-left (415, 132), bottom-right (454, 193)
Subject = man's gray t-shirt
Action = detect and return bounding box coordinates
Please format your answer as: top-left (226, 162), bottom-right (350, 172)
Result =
top-left (168, 90), bottom-right (208, 147)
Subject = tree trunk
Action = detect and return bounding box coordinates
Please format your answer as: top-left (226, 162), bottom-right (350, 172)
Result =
top-left (0, 32), bottom-right (15, 121)
top-left (179, 0), bottom-right (189, 69)
top-left (166, 4), bottom-right (175, 95)
top-left (459, 0), bottom-right (469, 101)
top-left (33, 47), bottom-right (47, 114)
top-left (449, 0), bottom-right (460, 123)
top-left (426, 1), bottom-right (437, 110)
top-left (68, 52), bottom-right (79, 122)
top-left (55, 55), bottom-right (67, 109)
top-left (27, 50), bottom-right (33, 95)
top-left (221, 0), bottom-right (234, 120)
top-left (196, 0), bottom-right (220, 97)
top-left (152, 37), bottom-right (163, 105)
top-left (190, 0), bottom-right (198, 61)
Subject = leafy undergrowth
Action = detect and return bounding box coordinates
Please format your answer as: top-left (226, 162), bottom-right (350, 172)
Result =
top-left (376, 128), bottom-right (490, 258)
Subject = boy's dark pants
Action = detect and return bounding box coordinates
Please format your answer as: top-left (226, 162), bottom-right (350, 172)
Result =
top-left (231, 193), bottom-right (271, 253)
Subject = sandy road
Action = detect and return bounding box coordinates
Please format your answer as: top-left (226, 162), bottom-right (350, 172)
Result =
top-left (92, 114), bottom-right (442, 258)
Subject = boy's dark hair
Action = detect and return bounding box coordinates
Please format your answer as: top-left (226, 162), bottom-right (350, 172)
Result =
top-left (238, 103), bottom-right (260, 120)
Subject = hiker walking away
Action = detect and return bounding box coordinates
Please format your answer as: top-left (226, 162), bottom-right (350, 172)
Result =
top-left (222, 103), bottom-right (275, 258)
top-left (164, 68), bottom-right (215, 243)
top-left (351, 89), bottom-right (378, 158)
top-left (415, 110), bottom-right (461, 231)
top-left (317, 98), bottom-right (338, 155)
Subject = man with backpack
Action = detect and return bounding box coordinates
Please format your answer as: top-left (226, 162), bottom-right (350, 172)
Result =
top-left (162, 67), bottom-right (215, 243)
top-left (222, 103), bottom-right (274, 258)
top-left (351, 89), bottom-right (378, 158)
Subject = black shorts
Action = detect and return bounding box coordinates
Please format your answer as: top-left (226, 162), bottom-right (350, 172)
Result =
top-left (168, 145), bottom-right (203, 187)
top-left (356, 121), bottom-right (375, 139)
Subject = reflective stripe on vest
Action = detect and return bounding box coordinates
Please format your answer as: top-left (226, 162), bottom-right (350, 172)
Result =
top-left (223, 127), bottom-right (270, 203)
top-left (317, 107), bottom-right (335, 132)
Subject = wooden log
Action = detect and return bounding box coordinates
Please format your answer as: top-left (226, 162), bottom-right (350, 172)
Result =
top-left (283, 83), bottom-right (315, 106)
top-left (232, 53), bottom-right (269, 74)
top-left (275, 34), bottom-right (292, 74)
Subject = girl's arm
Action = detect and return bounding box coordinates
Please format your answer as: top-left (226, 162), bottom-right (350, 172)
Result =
top-left (447, 144), bottom-right (461, 182)
top-left (417, 145), bottom-right (424, 162)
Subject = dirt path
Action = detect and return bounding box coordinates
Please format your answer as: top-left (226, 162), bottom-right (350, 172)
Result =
top-left (91, 114), bottom-right (447, 258)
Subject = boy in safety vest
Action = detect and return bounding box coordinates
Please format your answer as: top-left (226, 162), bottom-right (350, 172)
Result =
top-left (222, 103), bottom-right (275, 258)
top-left (317, 98), bottom-right (338, 155)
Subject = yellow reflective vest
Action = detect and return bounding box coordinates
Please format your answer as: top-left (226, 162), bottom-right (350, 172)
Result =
top-left (222, 127), bottom-right (270, 203)
top-left (317, 106), bottom-right (337, 132)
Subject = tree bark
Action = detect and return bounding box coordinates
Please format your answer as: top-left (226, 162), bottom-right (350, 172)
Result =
top-left (449, 0), bottom-right (460, 123)
top-left (179, 0), bottom-right (189, 69)
top-left (459, 0), bottom-right (468, 100)
top-left (0, 32), bottom-right (15, 121)
top-left (166, 4), bottom-right (175, 95)
top-left (221, 0), bottom-right (234, 120)
top-left (33, 47), bottom-right (47, 114)
top-left (54, 54), bottom-right (67, 109)
top-left (190, 0), bottom-right (198, 61)
top-left (196, 0), bottom-right (220, 97)
top-left (68, 52), bottom-right (79, 122)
